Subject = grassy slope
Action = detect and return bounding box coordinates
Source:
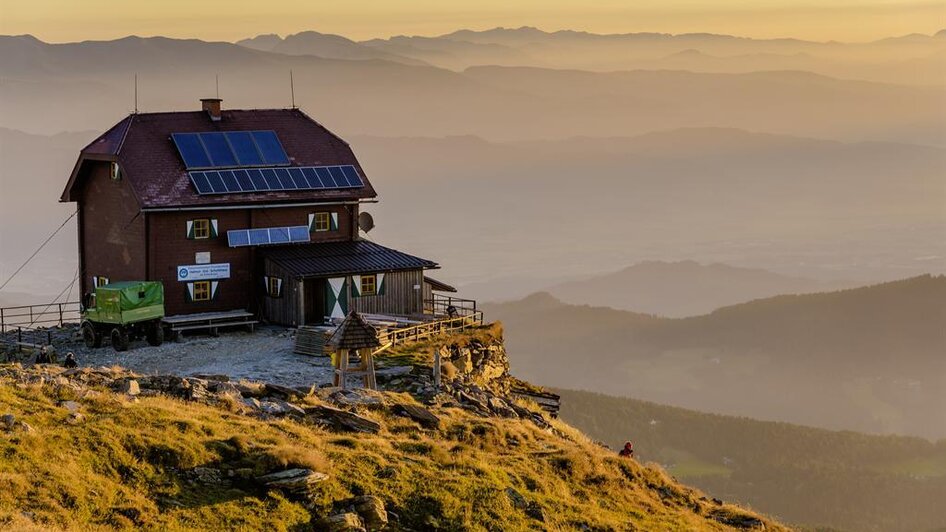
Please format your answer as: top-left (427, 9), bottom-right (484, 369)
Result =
top-left (0, 358), bottom-right (782, 530)
top-left (557, 388), bottom-right (946, 532)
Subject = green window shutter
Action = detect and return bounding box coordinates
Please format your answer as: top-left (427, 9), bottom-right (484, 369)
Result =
top-left (210, 219), bottom-right (219, 238)
top-left (186, 220), bottom-right (195, 239)
top-left (211, 281), bottom-right (220, 301)
top-left (308, 213), bottom-right (315, 231)
top-left (184, 283), bottom-right (194, 302)
top-left (330, 212), bottom-right (339, 231)
top-left (351, 275), bottom-right (361, 298)
top-left (377, 273), bottom-right (386, 296)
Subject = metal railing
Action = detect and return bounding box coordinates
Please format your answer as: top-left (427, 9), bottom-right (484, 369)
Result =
top-left (379, 311), bottom-right (485, 347)
top-left (0, 326), bottom-right (57, 352)
top-left (0, 301), bottom-right (81, 334)
top-left (424, 294), bottom-right (478, 318)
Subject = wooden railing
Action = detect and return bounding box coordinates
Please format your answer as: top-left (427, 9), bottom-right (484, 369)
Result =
top-left (379, 311), bottom-right (485, 347)
top-left (0, 301), bottom-right (81, 334)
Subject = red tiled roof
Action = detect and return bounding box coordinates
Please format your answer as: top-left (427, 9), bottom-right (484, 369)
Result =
top-left (62, 108), bottom-right (377, 208)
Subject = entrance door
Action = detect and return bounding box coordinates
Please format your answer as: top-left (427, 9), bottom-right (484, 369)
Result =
top-left (303, 278), bottom-right (326, 325)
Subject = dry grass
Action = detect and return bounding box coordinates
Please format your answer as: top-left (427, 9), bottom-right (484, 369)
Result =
top-left (0, 335), bottom-right (784, 531)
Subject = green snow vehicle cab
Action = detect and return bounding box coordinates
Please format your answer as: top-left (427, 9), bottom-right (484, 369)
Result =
top-left (80, 281), bottom-right (165, 351)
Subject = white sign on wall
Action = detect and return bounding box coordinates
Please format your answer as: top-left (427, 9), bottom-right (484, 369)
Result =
top-left (177, 263), bottom-right (230, 282)
top-left (195, 252), bottom-right (211, 265)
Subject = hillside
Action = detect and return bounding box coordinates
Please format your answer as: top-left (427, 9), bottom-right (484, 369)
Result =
top-left (557, 389), bottom-right (946, 532)
top-left (0, 328), bottom-right (782, 530)
top-left (546, 260), bottom-right (850, 317)
top-left (485, 275), bottom-right (946, 438)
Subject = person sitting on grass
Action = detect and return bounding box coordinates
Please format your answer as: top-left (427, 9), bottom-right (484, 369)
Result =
top-left (63, 352), bottom-right (78, 369)
top-left (619, 441), bottom-right (634, 458)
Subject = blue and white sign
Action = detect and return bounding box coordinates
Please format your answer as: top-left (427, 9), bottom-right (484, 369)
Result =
top-left (177, 263), bottom-right (230, 282)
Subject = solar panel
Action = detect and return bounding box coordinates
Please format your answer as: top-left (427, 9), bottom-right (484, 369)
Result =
top-left (172, 134), bottom-right (212, 169)
top-left (227, 230), bottom-right (250, 247)
top-left (172, 130), bottom-right (290, 169)
top-left (249, 228), bottom-right (270, 245)
top-left (227, 226), bottom-right (310, 247)
top-left (226, 131), bottom-right (265, 166)
top-left (189, 165), bottom-right (365, 195)
top-left (251, 131), bottom-right (290, 165)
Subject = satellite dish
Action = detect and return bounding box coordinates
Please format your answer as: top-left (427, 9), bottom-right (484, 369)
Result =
top-left (358, 211), bottom-right (375, 233)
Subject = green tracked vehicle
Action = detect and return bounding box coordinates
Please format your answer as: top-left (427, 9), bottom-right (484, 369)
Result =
top-left (80, 281), bottom-right (165, 351)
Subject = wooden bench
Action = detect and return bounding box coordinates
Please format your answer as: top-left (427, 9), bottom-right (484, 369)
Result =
top-left (163, 310), bottom-right (258, 339)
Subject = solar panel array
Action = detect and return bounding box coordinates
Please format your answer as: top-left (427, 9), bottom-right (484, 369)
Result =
top-left (172, 131), bottom-right (290, 169)
top-left (189, 165), bottom-right (364, 195)
top-left (227, 226), bottom-right (311, 248)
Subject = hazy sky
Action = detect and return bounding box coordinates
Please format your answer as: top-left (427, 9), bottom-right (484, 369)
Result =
top-left (2, 0), bottom-right (943, 43)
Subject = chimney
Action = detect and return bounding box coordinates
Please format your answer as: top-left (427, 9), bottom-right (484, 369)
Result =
top-left (201, 98), bottom-right (222, 121)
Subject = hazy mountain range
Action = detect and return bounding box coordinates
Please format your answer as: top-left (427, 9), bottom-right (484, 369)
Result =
top-left (544, 260), bottom-right (852, 317)
top-left (1, 34), bottom-right (943, 147)
top-left (485, 275), bottom-right (946, 439)
top-left (238, 27), bottom-right (946, 86)
top-left (558, 389), bottom-right (946, 532)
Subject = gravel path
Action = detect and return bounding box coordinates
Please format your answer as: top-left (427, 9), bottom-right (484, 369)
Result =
top-left (58, 326), bottom-right (336, 388)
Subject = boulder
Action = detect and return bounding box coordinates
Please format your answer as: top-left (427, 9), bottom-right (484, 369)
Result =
top-left (393, 404), bottom-right (441, 429)
top-left (313, 513), bottom-right (365, 532)
top-left (263, 382), bottom-right (303, 401)
top-left (336, 496), bottom-right (388, 531)
top-left (1, 414), bottom-right (16, 429)
top-left (306, 405), bottom-right (381, 434)
top-left (328, 389), bottom-right (386, 408)
top-left (256, 468), bottom-right (328, 497)
top-left (60, 401), bottom-right (81, 413)
top-left (118, 379), bottom-right (140, 396)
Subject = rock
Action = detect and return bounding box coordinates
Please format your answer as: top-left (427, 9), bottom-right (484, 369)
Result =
top-left (393, 403), bottom-right (441, 429)
top-left (1, 414), bottom-right (16, 429)
top-left (328, 389), bottom-right (385, 408)
top-left (487, 397), bottom-right (518, 418)
top-left (505, 487), bottom-right (527, 510)
top-left (118, 379), bottom-right (140, 396)
top-left (337, 496), bottom-right (388, 531)
top-left (240, 397), bottom-right (261, 410)
top-left (256, 468), bottom-right (328, 497)
top-left (313, 513), bottom-right (365, 532)
top-left (525, 502), bottom-right (545, 522)
top-left (306, 405), bottom-right (382, 434)
top-left (709, 510), bottom-right (766, 530)
top-left (259, 401), bottom-right (289, 416)
top-left (274, 399), bottom-right (306, 417)
top-left (60, 401), bottom-right (81, 413)
top-left (191, 373), bottom-right (229, 382)
top-left (263, 382), bottom-right (303, 400)
top-left (186, 467), bottom-right (227, 485)
top-left (234, 381), bottom-right (266, 397)
top-left (211, 381), bottom-right (243, 397)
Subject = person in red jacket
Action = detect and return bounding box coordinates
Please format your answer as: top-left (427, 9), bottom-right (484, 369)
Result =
top-left (619, 441), bottom-right (634, 458)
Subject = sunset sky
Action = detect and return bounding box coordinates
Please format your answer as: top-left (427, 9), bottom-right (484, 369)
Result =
top-left (2, 0), bottom-right (943, 43)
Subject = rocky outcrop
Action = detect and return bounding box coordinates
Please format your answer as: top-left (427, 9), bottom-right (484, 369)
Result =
top-left (436, 338), bottom-right (511, 393)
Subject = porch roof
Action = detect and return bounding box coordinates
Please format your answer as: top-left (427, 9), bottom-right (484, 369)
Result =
top-left (262, 240), bottom-right (438, 278)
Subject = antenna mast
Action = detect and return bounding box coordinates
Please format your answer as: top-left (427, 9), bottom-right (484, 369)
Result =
top-left (290, 70), bottom-right (296, 108)
top-left (215, 74), bottom-right (220, 98)
top-left (134, 74), bottom-right (138, 113)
